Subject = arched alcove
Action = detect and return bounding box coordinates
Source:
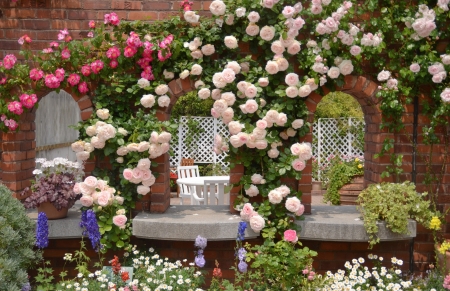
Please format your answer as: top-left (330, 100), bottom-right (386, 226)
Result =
top-left (35, 90), bottom-right (81, 161)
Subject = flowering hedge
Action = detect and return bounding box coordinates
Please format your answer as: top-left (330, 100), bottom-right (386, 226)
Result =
top-left (1, 0), bottom-right (450, 248)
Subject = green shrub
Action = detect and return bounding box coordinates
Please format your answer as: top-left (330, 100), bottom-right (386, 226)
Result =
top-left (0, 184), bottom-right (41, 291)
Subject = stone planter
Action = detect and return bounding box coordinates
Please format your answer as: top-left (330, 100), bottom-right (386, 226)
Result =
top-left (312, 181), bottom-right (322, 191)
top-left (339, 176), bottom-right (364, 205)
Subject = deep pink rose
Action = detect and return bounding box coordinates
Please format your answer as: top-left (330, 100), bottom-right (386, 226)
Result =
top-left (78, 82), bottom-right (89, 94)
top-left (7, 101), bottom-right (23, 115)
top-left (89, 20), bottom-right (96, 28)
top-left (109, 60), bottom-right (118, 68)
top-left (55, 68), bottom-right (65, 82)
top-left (284, 229), bottom-right (298, 243)
top-left (61, 48), bottom-right (71, 59)
top-left (3, 54), bottom-right (17, 69)
top-left (67, 73), bottom-right (81, 86)
top-left (44, 74), bottom-right (60, 89)
top-left (81, 65), bottom-right (91, 77)
top-left (113, 214), bottom-right (127, 229)
top-left (30, 68), bottom-right (44, 81)
top-left (106, 46), bottom-right (121, 59)
top-left (90, 60), bottom-right (104, 74)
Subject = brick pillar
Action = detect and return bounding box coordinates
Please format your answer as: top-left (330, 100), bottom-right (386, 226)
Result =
top-left (149, 153), bottom-right (170, 213)
top-left (0, 112), bottom-right (36, 198)
top-left (229, 164), bottom-right (244, 214)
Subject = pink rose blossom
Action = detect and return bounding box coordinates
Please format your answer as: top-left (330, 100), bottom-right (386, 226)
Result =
top-left (441, 88), bottom-right (450, 103)
top-left (295, 204), bottom-right (305, 216)
top-left (124, 46), bottom-right (138, 58)
top-left (251, 174), bottom-right (263, 184)
top-left (285, 197), bottom-right (301, 212)
top-left (61, 48), bottom-right (71, 59)
top-left (249, 215), bottom-right (265, 232)
top-left (84, 176), bottom-right (98, 188)
top-left (80, 195), bottom-right (94, 207)
top-left (137, 185), bottom-right (151, 195)
top-left (55, 68), bottom-right (65, 82)
top-left (81, 65), bottom-right (91, 77)
top-left (30, 68), bottom-right (44, 81)
top-left (44, 74), bottom-right (60, 89)
top-left (4, 119), bottom-right (19, 130)
top-left (106, 46), bottom-right (121, 59)
top-left (90, 60), bottom-right (104, 74)
top-left (292, 158), bottom-right (306, 171)
top-left (410, 63), bottom-right (420, 73)
top-left (240, 203), bottom-right (254, 221)
top-left (19, 93), bottom-right (37, 109)
top-left (7, 101), bottom-right (23, 115)
top-left (112, 214), bottom-right (127, 229)
top-left (3, 54), bottom-right (17, 69)
top-left (284, 229), bottom-right (298, 243)
top-left (73, 183), bottom-right (82, 194)
top-left (109, 60), bottom-right (118, 68)
top-left (97, 191), bottom-right (111, 206)
top-left (67, 73), bottom-right (81, 86)
top-left (349, 45), bottom-right (361, 56)
top-left (78, 82), bottom-right (89, 94)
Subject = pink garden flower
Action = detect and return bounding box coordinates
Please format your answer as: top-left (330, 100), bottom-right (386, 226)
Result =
top-left (7, 101), bottom-right (23, 115)
top-left (2, 54), bottom-right (17, 69)
top-left (113, 214), bottom-right (127, 229)
top-left (67, 73), bottom-right (81, 86)
top-left (61, 48), bottom-right (71, 59)
top-left (44, 74), bottom-right (60, 89)
top-left (124, 46), bottom-right (138, 58)
top-left (81, 65), bottom-right (91, 77)
top-left (106, 46), bottom-right (121, 59)
top-left (104, 12), bottom-right (120, 26)
top-left (19, 93), bottom-right (38, 109)
top-left (29, 68), bottom-right (44, 81)
top-left (55, 68), bottom-right (65, 82)
top-left (284, 229), bottom-right (298, 243)
top-left (126, 31), bottom-right (142, 48)
top-left (78, 82), bottom-right (89, 94)
top-left (292, 158), bottom-right (306, 171)
top-left (109, 60), bottom-right (118, 68)
top-left (4, 119), bottom-right (18, 130)
top-left (88, 20), bottom-right (96, 28)
top-left (90, 60), bottom-right (104, 74)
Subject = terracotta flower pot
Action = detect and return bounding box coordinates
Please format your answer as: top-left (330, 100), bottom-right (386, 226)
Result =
top-left (37, 202), bottom-right (68, 220)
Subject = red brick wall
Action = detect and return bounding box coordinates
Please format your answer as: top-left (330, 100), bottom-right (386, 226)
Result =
top-left (1, 0), bottom-right (449, 278)
top-left (34, 237), bottom-right (415, 286)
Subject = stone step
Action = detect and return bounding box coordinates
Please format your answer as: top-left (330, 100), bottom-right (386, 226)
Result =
top-left (340, 183), bottom-right (365, 191)
top-left (339, 190), bottom-right (362, 196)
top-left (311, 190), bottom-right (326, 196)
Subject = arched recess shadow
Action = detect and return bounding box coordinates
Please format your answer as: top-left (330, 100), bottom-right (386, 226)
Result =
top-left (299, 75), bottom-right (385, 214)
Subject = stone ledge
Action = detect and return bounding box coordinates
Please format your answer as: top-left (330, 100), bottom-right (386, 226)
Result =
top-left (29, 205), bottom-right (416, 242)
top-left (132, 205), bottom-right (259, 241)
top-left (298, 205), bottom-right (416, 242)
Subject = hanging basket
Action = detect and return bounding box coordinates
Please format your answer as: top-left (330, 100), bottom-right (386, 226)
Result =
top-left (37, 202), bottom-right (69, 220)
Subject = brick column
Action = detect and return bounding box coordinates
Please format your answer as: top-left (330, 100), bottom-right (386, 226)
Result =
top-left (0, 112), bottom-right (36, 198)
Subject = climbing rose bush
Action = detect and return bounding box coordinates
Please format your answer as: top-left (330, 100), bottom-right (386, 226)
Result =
top-left (0, 0), bottom-right (449, 240)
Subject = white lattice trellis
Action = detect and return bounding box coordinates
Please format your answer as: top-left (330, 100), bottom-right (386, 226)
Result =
top-left (169, 116), bottom-right (229, 169)
top-left (312, 117), bottom-right (365, 181)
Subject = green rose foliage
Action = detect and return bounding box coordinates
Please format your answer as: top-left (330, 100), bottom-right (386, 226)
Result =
top-left (356, 181), bottom-right (435, 248)
top-left (0, 184), bottom-right (41, 291)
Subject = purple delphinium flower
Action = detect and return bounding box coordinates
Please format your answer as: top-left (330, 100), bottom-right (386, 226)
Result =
top-left (194, 235), bottom-right (207, 249)
top-left (195, 254), bottom-right (205, 267)
top-left (80, 210), bottom-right (102, 252)
top-left (35, 212), bottom-right (49, 249)
top-left (238, 260), bottom-right (248, 272)
top-left (237, 221), bottom-right (247, 241)
top-left (237, 247), bottom-right (247, 261)
top-left (21, 282), bottom-right (31, 291)
top-left (193, 235), bottom-right (207, 267)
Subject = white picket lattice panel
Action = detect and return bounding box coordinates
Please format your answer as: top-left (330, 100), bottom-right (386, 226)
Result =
top-left (169, 117), bottom-right (229, 169)
top-left (312, 118), bottom-right (365, 181)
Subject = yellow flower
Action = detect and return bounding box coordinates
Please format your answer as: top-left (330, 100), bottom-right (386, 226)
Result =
top-left (429, 216), bottom-right (441, 230)
top-left (355, 158), bottom-right (359, 162)
top-left (358, 164), bottom-right (362, 169)
top-left (439, 241), bottom-right (450, 254)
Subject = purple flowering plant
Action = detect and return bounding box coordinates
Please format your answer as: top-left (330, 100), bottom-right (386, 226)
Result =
top-left (21, 157), bottom-right (84, 211)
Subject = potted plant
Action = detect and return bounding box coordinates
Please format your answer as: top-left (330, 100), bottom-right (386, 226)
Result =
top-left (356, 181), bottom-right (437, 248)
top-left (322, 155), bottom-right (364, 205)
top-left (21, 157), bottom-right (84, 219)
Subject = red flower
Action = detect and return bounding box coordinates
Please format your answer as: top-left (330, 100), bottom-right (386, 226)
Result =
top-left (170, 172), bottom-right (178, 179)
top-left (121, 271), bottom-right (130, 282)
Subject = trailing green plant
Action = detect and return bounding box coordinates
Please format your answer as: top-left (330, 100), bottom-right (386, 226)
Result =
top-left (322, 156), bottom-right (364, 205)
top-left (0, 184), bottom-right (41, 291)
top-left (356, 182), bottom-right (437, 248)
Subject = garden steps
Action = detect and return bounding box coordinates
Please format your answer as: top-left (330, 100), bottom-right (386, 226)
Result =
top-left (339, 176), bottom-right (364, 206)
